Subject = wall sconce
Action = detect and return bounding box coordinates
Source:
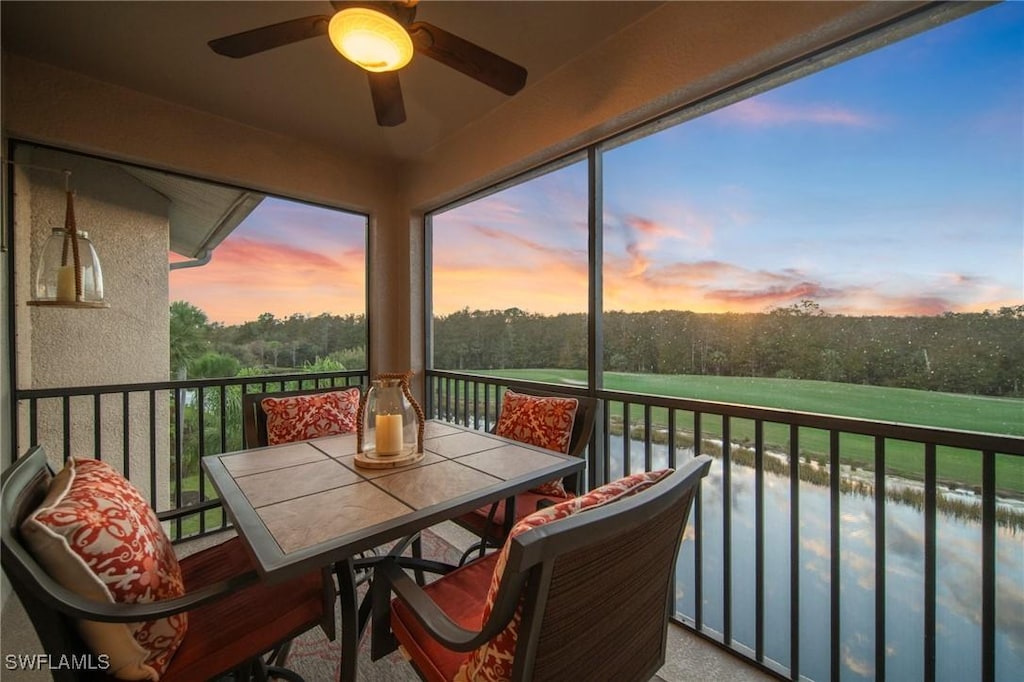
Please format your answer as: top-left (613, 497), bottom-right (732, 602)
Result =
top-left (28, 170), bottom-right (108, 309)
top-left (355, 371), bottom-right (424, 469)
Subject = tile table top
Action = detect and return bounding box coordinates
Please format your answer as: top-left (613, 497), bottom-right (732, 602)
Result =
top-left (203, 420), bottom-right (583, 581)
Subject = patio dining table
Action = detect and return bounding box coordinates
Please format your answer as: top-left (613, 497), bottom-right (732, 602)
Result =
top-left (202, 419), bottom-right (585, 682)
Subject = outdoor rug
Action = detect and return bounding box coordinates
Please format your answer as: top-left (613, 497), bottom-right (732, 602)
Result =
top-left (286, 527), bottom-right (466, 681)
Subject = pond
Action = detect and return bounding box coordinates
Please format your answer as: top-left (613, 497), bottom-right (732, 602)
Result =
top-left (606, 435), bottom-right (1024, 682)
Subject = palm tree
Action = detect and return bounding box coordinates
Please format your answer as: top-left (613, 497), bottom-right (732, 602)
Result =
top-left (170, 301), bottom-right (209, 378)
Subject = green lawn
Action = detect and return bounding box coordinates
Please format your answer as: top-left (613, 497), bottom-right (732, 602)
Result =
top-left (471, 369), bottom-right (1024, 494)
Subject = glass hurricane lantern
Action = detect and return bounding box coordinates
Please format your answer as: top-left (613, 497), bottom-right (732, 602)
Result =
top-left (355, 372), bottom-right (424, 468)
top-left (28, 189), bottom-right (108, 309)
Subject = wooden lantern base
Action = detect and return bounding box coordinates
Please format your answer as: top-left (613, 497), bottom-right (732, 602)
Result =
top-left (354, 448), bottom-right (424, 469)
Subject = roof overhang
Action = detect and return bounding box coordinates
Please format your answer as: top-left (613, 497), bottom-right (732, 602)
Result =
top-left (121, 165), bottom-right (262, 259)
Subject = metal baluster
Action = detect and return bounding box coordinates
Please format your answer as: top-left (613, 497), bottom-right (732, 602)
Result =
top-left (789, 424), bottom-right (800, 680)
top-left (755, 419), bottom-right (764, 663)
top-left (694, 410), bottom-right (704, 631)
top-left (924, 443), bottom-right (937, 682)
top-left (829, 430), bottom-right (840, 682)
top-left (874, 435), bottom-right (886, 682)
top-left (723, 415), bottom-right (732, 645)
top-left (93, 393), bottom-right (102, 459)
top-left (122, 392), bottom-right (130, 478)
top-left (981, 450), bottom-right (995, 681)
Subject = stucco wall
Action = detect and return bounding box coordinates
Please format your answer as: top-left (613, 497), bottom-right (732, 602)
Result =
top-left (12, 146), bottom-right (171, 507)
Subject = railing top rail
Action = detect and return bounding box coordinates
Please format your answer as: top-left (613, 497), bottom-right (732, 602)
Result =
top-left (425, 369), bottom-right (1024, 456)
top-left (15, 370), bottom-right (368, 400)
top-left (427, 370), bottom-right (592, 399)
top-left (595, 388), bottom-right (1024, 455)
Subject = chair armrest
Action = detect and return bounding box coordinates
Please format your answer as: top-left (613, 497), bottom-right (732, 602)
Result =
top-left (377, 559), bottom-right (512, 652)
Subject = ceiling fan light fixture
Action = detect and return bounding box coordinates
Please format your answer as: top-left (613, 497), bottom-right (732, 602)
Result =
top-left (328, 8), bottom-right (413, 72)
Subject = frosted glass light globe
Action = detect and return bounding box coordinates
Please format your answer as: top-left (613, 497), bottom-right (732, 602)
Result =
top-left (328, 8), bottom-right (414, 72)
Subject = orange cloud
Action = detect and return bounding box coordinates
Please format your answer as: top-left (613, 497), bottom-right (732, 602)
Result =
top-left (627, 216), bottom-right (682, 238)
top-left (436, 197), bottom-right (1019, 318)
top-left (707, 281), bottom-right (839, 306)
top-left (611, 213), bottom-right (715, 280)
top-left (169, 237), bottom-right (365, 324)
top-left (432, 262), bottom-right (586, 315)
top-left (436, 239), bottom-right (1017, 317)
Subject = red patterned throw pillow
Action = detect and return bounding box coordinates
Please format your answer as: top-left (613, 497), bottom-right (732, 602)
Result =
top-left (454, 469), bottom-right (675, 682)
top-left (21, 458), bottom-right (188, 680)
top-left (262, 388), bottom-right (361, 445)
top-left (495, 390), bottom-right (579, 496)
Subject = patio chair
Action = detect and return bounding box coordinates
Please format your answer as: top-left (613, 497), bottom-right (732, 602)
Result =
top-left (1, 446), bottom-right (336, 682)
top-left (452, 387), bottom-right (598, 564)
top-left (371, 455), bottom-right (713, 682)
top-left (242, 384), bottom-right (362, 448)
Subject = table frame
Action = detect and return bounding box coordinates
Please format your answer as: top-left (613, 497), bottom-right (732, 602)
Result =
top-left (203, 420), bottom-right (585, 682)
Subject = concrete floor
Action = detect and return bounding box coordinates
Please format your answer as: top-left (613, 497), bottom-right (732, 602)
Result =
top-left (1, 523), bottom-right (773, 682)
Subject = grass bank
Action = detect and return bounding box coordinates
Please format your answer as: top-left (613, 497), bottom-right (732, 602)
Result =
top-left (468, 369), bottom-right (1024, 495)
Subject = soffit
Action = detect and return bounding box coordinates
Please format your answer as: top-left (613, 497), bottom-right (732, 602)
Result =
top-left (120, 166), bottom-right (263, 259)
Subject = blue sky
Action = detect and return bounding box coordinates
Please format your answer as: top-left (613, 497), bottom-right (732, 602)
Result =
top-left (434, 2), bottom-right (1023, 316)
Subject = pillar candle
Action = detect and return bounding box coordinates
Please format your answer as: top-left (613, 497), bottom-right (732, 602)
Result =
top-left (56, 265), bottom-right (76, 302)
top-left (375, 413), bottom-right (404, 455)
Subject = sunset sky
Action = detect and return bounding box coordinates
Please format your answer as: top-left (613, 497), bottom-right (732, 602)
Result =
top-left (169, 198), bottom-right (367, 324)
top-left (173, 2), bottom-right (1022, 324)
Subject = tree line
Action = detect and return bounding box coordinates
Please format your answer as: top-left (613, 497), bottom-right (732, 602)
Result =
top-left (433, 302), bottom-right (1024, 397)
top-left (170, 302), bottom-right (367, 378)
top-left (170, 300), bottom-right (1023, 397)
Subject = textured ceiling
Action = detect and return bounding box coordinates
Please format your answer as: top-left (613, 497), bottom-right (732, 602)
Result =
top-left (1, 1), bottom-right (663, 163)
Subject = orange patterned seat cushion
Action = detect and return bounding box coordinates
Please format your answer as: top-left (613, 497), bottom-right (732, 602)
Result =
top-left (454, 469), bottom-right (675, 682)
top-left (495, 390), bottom-right (578, 496)
top-left (162, 538), bottom-right (328, 682)
top-left (262, 388), bottom-right (361, 445)
top-left (21, 458), bottom-right (188, 680)
top-left (391, 552), bottom-right (498, 682)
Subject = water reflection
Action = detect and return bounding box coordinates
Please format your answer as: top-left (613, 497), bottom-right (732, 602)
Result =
top-left (606, 435), bottom-right (1024, 681)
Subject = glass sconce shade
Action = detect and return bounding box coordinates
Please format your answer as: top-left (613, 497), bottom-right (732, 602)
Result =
top-left (34, 228), bottom-right (105, 303)
top-left (358, 373), bottom-right (424, 456)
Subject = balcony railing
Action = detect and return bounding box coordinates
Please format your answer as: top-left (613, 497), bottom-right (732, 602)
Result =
top-left (425, 369), bottom-right (1024, 682)
top-left (12, 370), bottom-right (368, 540)
top-left (10, 368), bottom-right (1022, 681)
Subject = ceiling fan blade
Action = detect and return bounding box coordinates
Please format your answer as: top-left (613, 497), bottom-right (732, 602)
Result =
top-left (208, 16), bottom-right (331, 58)
top-left (408, 22), bottom-right (527, 96)
top-left (367, 72), bottom-right (406, 127)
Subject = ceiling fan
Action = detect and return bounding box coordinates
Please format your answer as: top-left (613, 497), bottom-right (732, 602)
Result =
top-left (208, 0), bottom-right (528, 127)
